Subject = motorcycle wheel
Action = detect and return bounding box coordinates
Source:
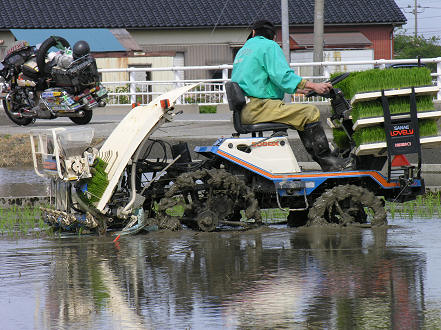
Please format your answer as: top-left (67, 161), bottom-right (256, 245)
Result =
top-left (69, 110), bottom-right (93, 125)
top-left (2, 99), bottom-right (35, 126)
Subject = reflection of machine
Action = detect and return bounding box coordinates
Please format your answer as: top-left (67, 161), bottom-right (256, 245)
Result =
top-left (33, 74), bottom-right (434, 234)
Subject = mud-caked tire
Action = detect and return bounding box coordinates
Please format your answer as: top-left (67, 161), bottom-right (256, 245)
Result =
top-left (155, 168), bottom-right (261, 231)
top-left (307, 184), bottom-right (387, 226)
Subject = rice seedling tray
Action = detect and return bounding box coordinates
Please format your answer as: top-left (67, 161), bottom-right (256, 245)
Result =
top-left (354, 135), bottom-right (441, 156)
top-left (350, 85), bottom-right (439, 105)
top-left (352, 110), bottom-right (441, 130)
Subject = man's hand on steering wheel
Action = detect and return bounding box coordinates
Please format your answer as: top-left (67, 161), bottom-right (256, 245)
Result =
top-left (304, 81), bottom-right (332, 95)
top-left (303, 72), bottom-right (351, 98)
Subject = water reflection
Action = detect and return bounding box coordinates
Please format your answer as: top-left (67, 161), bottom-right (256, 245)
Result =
top-left (0, 167), bottom-right (49, 197)
top-left (1, 223), bottom-right (440, 329)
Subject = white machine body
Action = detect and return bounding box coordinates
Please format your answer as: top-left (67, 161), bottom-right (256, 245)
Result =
top-left (216, 137), bottom-right (301, 174)
top-left (30, 126), bottom-right (96, 181)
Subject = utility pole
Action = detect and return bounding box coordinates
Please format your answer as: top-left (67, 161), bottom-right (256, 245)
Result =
top-left (313, 0), bottom-right (325, 79)
top-left (281, 0), bottom-right (291, 102)
top-left (414, 0), bottom-right (418, 38)
top-left (281, 0), bottom-right (290, 62)
top-left (405, 0), bottom-right (425, 38)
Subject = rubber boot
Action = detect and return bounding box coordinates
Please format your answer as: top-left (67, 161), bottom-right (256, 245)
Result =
top-left (298, 122), bottom-right (349, 171)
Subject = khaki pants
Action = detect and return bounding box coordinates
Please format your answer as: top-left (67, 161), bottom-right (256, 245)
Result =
top-left (241, 97), bottom-right (320, 131)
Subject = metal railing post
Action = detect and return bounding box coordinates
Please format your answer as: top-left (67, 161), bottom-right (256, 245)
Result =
top-left (378, 59), bottom-right (386, 70)
top-left (129, 70), bottom-right (136, 105)
top-left (222, 67), bottom-right (228, 103)
top-left (323, 65), bottom-right (330, 80)
top-left (437, 58), bottom-right (441, 101)
top-left (174, 68), bottom-right (182, 104)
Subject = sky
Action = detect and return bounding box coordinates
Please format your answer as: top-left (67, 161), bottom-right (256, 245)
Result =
top-left (394, 0), bottom-right (441, 39)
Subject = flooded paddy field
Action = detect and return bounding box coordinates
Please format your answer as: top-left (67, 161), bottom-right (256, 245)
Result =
top-left (0, 167), bottom-right (48, 197)
top-left (2, 168), bottom-right (441, 328)
top-left (1, 219), bottom-right (441, 329)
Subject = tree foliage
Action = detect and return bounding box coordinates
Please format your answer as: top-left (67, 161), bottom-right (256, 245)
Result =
top-left (394, 33), bottom-right (441, 70)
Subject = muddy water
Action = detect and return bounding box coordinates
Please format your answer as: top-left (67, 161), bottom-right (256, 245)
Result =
top-left (1, 219), bottom-right (441, 329)
top-left (0, 167), bottom-right (49, 197)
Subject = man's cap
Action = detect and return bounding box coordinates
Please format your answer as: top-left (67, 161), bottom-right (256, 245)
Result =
top-left (251, 20), bottom-right (276, 33)
top-left (247, 20), bottom-right (276, 40)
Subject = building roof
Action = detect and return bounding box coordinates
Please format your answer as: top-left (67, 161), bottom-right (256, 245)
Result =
top-left (11, 29), bottom-right (126, 52)
top-left (0, 0), bottom-right (406, 29)
top-left (290, 32), bottom-right (372, 48)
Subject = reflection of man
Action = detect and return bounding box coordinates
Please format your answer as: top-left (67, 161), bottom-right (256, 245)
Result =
top-left (231, 20), bottom-right (347, 171)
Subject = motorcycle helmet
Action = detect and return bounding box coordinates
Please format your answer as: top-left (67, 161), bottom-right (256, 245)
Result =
top-left (73, 40), bottom-right (90, 59)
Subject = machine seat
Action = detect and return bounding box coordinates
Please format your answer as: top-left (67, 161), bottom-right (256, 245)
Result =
top-left (225, 81), bottom-right (292, 136)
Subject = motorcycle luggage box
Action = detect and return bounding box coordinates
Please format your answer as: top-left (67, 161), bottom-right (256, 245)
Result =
top-left (51, 56), bottom-right (99, 91)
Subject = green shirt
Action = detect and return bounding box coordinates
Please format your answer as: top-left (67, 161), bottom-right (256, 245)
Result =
top-left (231, 36), bottom-right (303, 99)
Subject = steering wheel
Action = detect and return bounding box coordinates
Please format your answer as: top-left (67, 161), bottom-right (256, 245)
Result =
top-left (306, 72), bottom-right (351, 98)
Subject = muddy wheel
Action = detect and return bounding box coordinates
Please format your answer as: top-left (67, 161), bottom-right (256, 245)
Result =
top-left (307, 185), bottom-right (387, 226)
top-left (155, 169), bottom-right (261, 231)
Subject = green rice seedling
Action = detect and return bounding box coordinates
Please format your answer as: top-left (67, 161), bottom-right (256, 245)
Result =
top-left (332, 128), bottom-right (351, 149)
top-left (403, 201), bottom-right (416, 219)
top-left (352, 119), bottom-right (438, 146)
top-left (0, 204), bottom-right (51, 237)
top-left (351, 95), bottom-right (435, 123)
top-left (386, 201), bottom-right (397, 219)
top-left (333, 67), bottom-right (433, 100)
top-left (81, 157), bottom-right (109, 204)
top-left (259, 208), bottom-right (288, 224)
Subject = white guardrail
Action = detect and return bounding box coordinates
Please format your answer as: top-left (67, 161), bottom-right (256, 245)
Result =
top-left (98, 57), bottom-right (441, 106)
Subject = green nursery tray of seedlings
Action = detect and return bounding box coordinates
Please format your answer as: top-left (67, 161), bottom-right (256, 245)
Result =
top-left (354, 135), bottom-right (441, 156)
top-left (333, 67), bottom-right (434, 100)
top-left (333, 119), bottom-right (441, 156)
top-left (330, 67), bottom-right (441, 153)
top-left (352, 109), bottom-right (441, 130)
top-left (80, 157), bottom-right (109, 205)
top-left (352, 119), bottom-right (441, 156)
top-left (351, 93), bottom-right (436, 124)
top-left (350, 85), bottom-right (439, 105)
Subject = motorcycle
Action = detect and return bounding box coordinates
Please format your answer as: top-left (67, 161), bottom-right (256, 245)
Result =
top-left (0, 36), bottom-right (108, 126)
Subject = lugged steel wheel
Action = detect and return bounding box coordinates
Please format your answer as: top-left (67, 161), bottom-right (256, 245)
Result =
top-left (154, 168), bottom-right (261, 231)
top-left (307, 184), bottom-right (387, 226)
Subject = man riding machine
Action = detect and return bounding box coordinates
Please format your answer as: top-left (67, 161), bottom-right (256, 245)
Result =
top-left (231, 20), bottom-right (349, 171)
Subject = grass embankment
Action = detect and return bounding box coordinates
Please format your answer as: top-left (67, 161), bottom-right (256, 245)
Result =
top-left (0, 134), bottom-right (105, 167)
